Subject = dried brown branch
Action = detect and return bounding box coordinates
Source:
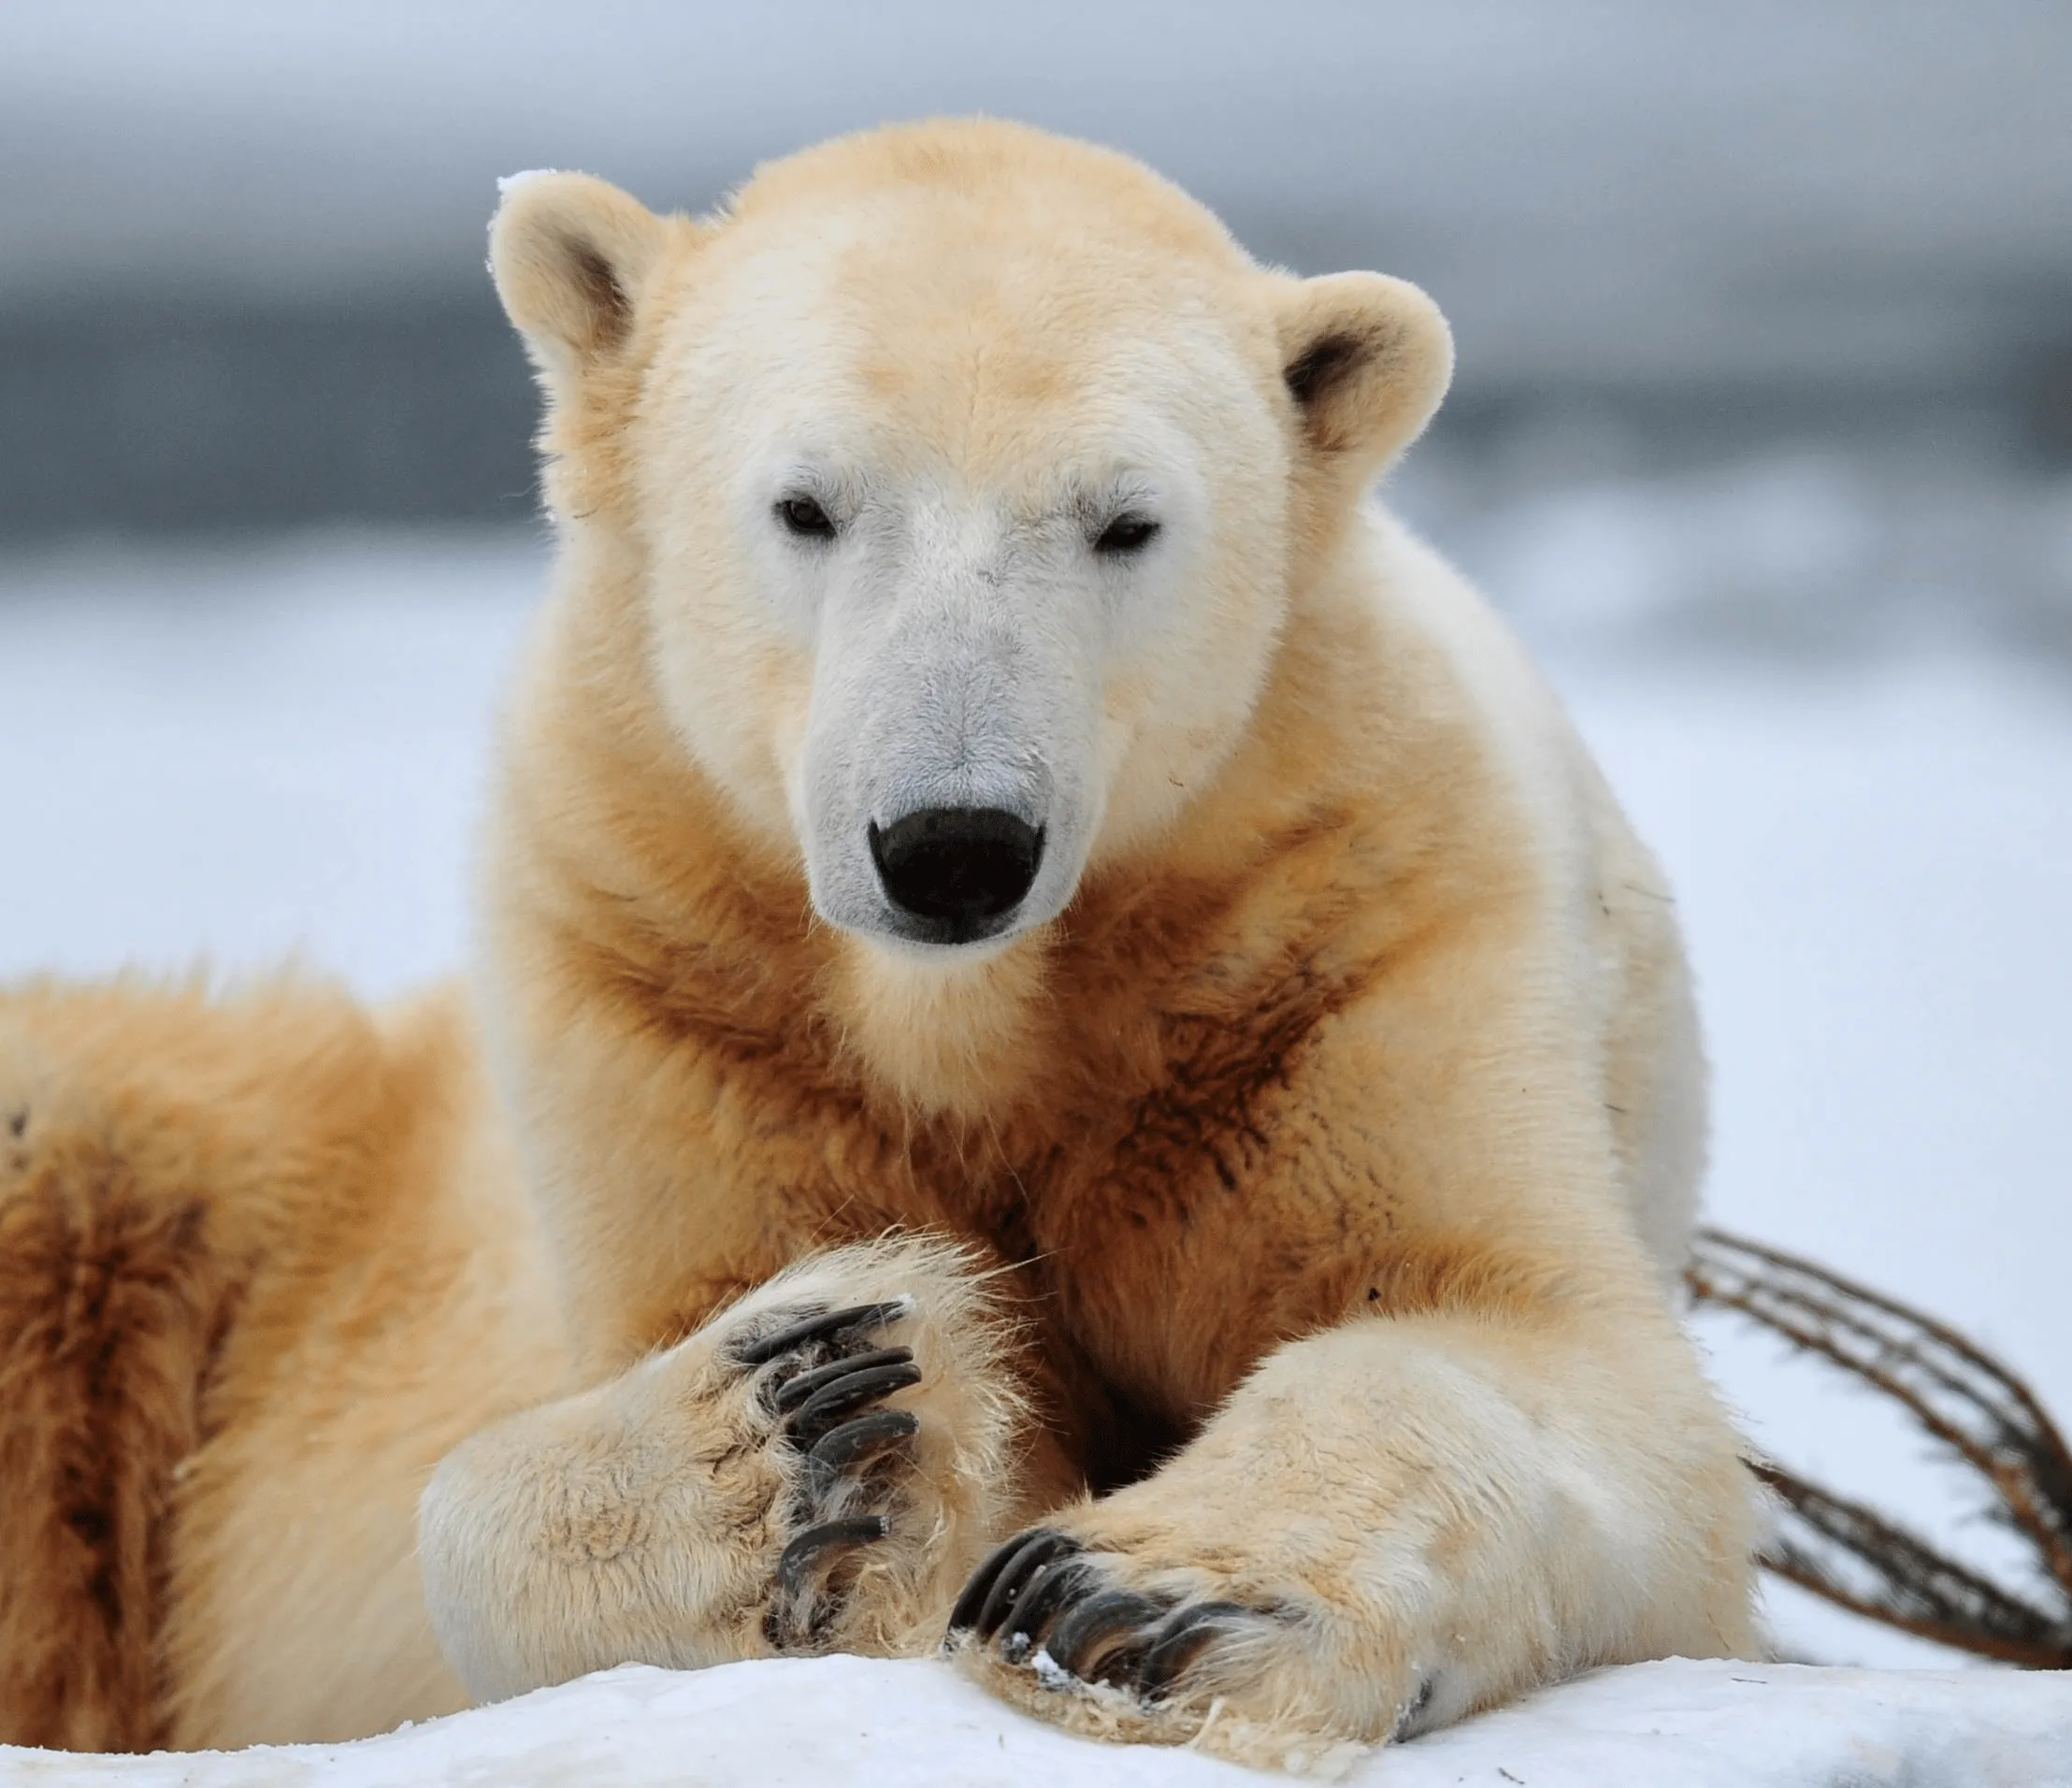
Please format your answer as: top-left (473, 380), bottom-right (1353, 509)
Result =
top-left (1685, 1226), bottom-right (2072, 1665)
top-left (1754, 1460), bottom-right (2070, 1666)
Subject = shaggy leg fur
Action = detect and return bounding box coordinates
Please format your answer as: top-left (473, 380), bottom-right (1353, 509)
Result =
top-left (0, 1070), bottom-right (228, 1752)
top-left (951, 1311), bottom-right (1755, 1776)
top-left (419, 1236), bottom-right (1039, 1700)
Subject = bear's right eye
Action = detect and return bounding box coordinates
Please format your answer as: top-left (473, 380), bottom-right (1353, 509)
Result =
top-left (775, 496), bottom-right (837, 540)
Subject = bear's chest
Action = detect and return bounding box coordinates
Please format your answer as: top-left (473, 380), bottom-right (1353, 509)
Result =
top-left (927, 1068), bottom-right (1375, 1445)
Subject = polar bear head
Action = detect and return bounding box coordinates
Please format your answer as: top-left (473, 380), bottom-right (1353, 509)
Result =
top-left (490, 121), bottom-right (1449, 958)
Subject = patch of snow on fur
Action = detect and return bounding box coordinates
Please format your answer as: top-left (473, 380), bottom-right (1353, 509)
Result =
top-left (495, 168), bottom-right (564, 195)
top-left (1029, 1647), bottom-right (1075, 1691)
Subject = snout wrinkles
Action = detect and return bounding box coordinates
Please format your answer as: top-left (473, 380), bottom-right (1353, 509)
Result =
top-left (855, 606), bottom-right (1057, 827)
top-left (799, 579), bottom-right (1101, 948)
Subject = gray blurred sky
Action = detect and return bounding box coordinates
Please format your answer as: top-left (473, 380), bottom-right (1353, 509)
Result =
top-left (6, 0), bottom-right (2068, 389)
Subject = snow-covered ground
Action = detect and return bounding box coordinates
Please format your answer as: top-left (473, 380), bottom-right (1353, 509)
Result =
top-left (0, 527), bottom-right (533, 994)
top-left (4, 1657), bottom-right (2067, 1788)
top-left (1, 461), bottom-right (2068, 1765)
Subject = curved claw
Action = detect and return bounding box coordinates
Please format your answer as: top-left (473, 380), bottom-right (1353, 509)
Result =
top-left (786, 1359), bottom-right (923, 1440)
top-left (775, 1514), bottom-right (889, 1599)
top-left (805, 1408), bottom-right (920, 1499)
top-left (775, 1347), bottom-right (914, 1411)
top-left (1000, 1555), bottom-right (1099, 1656)
top-left (950, 1529), bottom-right (1083, 1638)
top-left (733, 1298), bottom-right (913, 1366)
top-left (1137, 1599), bottom-right (1255, 1696)
top-left (1046, 1587), bottom-right (1168, 1681)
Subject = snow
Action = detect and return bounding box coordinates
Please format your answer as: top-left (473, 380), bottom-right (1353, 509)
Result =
top-left (1, 1657), bottom-right (2065, 1787)
top-left (0, 528), bottom-right (537, 994)
top-left (1566, 652), bottom-right (2072, 1666)
top-left (2, 476), bottom-right (2069, 1766)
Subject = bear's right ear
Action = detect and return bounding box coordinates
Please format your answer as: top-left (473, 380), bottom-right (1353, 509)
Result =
top-left (488, 171), bottom-right (675, 395)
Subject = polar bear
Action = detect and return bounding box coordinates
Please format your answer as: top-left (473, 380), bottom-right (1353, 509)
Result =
top-left (420, 119), bottom-right (1756, 1762)
top-left (0, 119), bottom-right (1754, 1766)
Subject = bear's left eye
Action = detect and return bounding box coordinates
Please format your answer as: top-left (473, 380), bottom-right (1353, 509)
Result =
top-left (775, 496), bottom-right (838, 540)
top-left (1092, 513), bottom-right (1161, 555)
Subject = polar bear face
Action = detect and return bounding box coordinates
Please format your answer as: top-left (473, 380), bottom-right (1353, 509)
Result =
top-left (635, 179), bottom-right (1290, 955)
top-left (491, 123), bottom-right (1450, 957)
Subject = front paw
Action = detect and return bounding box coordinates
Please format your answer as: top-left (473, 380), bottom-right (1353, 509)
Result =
top-left (727, 1297), bottom-right (927, 1647)
top-left (944, 1516), bottom-right (1432, 1774)
top-left (422, 1236), bottom-right (1036, 1698)
top-left (952, 1524), bottom-right (1280, 1687)
top-left (718, 1236), bottom-right (1042, 1653)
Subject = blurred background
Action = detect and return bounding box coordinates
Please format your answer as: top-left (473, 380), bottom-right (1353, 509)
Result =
top-left (3, 0), bottom-right (2068, 1677)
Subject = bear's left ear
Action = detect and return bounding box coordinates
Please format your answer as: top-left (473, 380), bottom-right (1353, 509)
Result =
top-left (1273, 272), bottom-right (1454, 476)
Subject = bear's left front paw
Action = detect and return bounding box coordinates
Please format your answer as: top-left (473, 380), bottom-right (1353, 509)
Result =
top-left (949, 1527), bottom-right (1277, 1697)
top-left (944, 1523), bottom-right (1422, 1770)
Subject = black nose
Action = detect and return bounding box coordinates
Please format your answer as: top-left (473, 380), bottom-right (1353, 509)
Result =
top-left (869, 807), bottom-right (1044, 939)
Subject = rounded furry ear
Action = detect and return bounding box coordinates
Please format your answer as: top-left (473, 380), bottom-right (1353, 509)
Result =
top-left (1273, 272), bottom-right (1454, 473)
top-left (488, 171), bottom-right (672, 388)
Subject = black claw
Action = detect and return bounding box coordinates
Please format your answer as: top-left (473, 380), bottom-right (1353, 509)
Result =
top-left (1000, 1555), bottom-right (1099, 1655)
top-left (775, 1514), bottom-right (889, 1599)
top-left (732, 1298), bottom-right (912, 1366)
top-left (1137, 1600), bottom-right (1255, 1696)
top-left (1090, 1637), bottom-right (1158, 1690)
top-left (805, 1408), bottom-right (920, 1499)
top-left (774, 1347), bottom-right (914, 1411)
top-left (951, 1529), bottom-right (1082, 1638)
top-left (1393, 1673), bottom-right (1440, 1739)
top-left (1045, 1588), bottom-right (1167, 1680)
top-left (785, 1359), bottom-right (923, 1437)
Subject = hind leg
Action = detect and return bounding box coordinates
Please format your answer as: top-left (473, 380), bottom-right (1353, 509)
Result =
top-left (418, 1234), bottom-right (1068, 1701)
top-left (0, 1039), bottom-right (227, 1751)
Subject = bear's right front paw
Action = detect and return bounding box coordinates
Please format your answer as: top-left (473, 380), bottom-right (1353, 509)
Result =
top-left (422, 1236), bottom-right (1034, 1695)
top-left (727, 1298), bottom-right (927, 1647)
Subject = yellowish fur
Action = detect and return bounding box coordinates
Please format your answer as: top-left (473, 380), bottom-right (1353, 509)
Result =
top-left (0, 978), bottom-right (565, 1746)
top-left (0, 120), bottom-right (1755, 1765)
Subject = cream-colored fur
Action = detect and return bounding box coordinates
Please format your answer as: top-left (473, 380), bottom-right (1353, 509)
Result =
top-left (434, 120), bottom-right (1755, 1767)
top-left (0, 120), bottom-right (1754, 1768)
top-left (420, 1236), bottom-right (1032, 1700)
top-left (0, 979), bottom-right (561, 1748)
